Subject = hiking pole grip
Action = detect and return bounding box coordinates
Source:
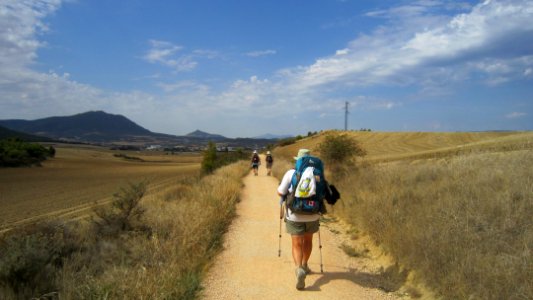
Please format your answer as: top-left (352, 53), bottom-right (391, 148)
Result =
top-left (279, 196), bottom-right (285, 219)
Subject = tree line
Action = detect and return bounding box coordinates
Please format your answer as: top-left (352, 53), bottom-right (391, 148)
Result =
top-left (0, 138), bottom-right (55, 167)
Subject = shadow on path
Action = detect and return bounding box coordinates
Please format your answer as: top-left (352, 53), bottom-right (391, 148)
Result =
top-left (305, 264), bottom-right (408, 293)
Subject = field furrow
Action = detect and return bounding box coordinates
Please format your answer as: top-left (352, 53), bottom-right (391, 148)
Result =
top-left (0, 145), bottom-right (201, 233)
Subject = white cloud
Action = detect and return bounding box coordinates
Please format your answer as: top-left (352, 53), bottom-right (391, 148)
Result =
top-left (285, 0), bottom-right (533, 93)
top-left (192, 49), bottom-right (219, 59)
top-left (335, 49), bottom-right (349, 56)
top-left (245, 49), bottom-right (277, 57)
top-left (143, 42), bottom-right (221, 72)
top-left (143, 40), bottom-right (182, 62)
top-left (143, 40), bottom-right (197, 72)
top-left (349, 96), bottom-right (401, 111)
top-left (156, 80), bottom-right (210, 93)
top-left (0, 0), bottom-right (62, 69)
top-left (505, 112), bottom-right (527, 119)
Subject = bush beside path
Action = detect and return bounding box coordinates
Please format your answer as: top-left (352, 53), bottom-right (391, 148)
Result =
top-left (200, 156), bottom-right (411, 299)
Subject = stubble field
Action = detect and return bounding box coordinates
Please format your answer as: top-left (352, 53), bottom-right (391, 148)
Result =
top-left (0, 144), bottom-right (201, 232)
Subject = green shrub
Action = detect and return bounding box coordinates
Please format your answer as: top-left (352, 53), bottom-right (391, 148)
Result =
top-left (92, 181), bottom-right (149, 237)
top-left (201, 142), bottom-right (218, 174)
top-left (113, 153), bottom-right (144, 161)
top-left (0, 223), bottom-right (81, 298)
top-left (316, 134), bottom-right (366, 180)
top-left (48, 146), bottom-right (56, 158)
top-left (201, 142), bottom-right (248, 175)
top-left (317, 134), bottom-right (366, 165)
top-left (0, 139), bottom-right (54, 167)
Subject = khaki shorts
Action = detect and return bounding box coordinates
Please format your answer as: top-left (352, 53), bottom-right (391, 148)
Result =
top-left (285, 219), bottom-right (319, 235)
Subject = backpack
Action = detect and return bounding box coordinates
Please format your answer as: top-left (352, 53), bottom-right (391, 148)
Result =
top-left (266, 155), bottom-right (273, 163)
top-left (252, 155), bottom-right (259, 163)
top-left (286, 156), bottom-right (326, 214)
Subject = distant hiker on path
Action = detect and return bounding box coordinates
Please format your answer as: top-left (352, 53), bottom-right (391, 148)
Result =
top-left (277, 148), bottom-right (326, 290)
top-left (251, 150), bottom-right (261, 176)
top-left (265, 151), bottom-right (274, 176)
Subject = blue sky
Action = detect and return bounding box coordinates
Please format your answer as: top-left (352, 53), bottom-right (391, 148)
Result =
top-left (1, 0), bottom-right (532, 138)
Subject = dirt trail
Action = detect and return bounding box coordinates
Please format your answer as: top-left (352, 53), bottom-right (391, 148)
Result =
top-left (200, 157), bottom-right (408, 299)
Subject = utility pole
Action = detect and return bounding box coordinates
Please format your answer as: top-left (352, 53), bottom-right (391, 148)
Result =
top-left (344, 101), bottom-right (349, 131)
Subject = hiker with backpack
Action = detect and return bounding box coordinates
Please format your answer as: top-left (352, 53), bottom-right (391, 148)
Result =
top-left (251, 150), bottom-right (261, 176)
top-left (277, 148), bottom-right (327, 290)
top-left (265, 151), bottom-right (274, 176)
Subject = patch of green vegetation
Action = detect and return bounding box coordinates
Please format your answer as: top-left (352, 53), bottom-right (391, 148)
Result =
top-left (201, 141), bottom-right (248, 175)
top-left (0, 138), bottom-right (55, 167)
top-left (113, 153), bottom-right (144, 162)
top-left (317, 133), bottom-right (366, 165)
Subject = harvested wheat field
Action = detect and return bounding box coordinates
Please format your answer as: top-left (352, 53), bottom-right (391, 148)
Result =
top-left (276, 131), bottom-right (532, 162)
top-left (0, 144), bottom-right (201, 232)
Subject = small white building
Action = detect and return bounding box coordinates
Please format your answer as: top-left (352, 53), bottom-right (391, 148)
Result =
top-left (146, 145), bottom-right (162, 151)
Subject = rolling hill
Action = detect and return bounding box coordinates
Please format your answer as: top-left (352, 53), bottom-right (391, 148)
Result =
top-left (186, 130), bottom-right (226, 140)
top-left (274, 130), bottom-right (533, 163)
top-left (0, 125), bottom-right (53, 142)
top-left (0, 111), bottom-right (152, 142)
top-left (0, 111), bottom-right (275, 148)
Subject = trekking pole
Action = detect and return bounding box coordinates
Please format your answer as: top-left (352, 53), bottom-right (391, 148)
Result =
top-left (318, 221), bottom-right (324, 273)
top-left (278, 196), bottom-right (285, 257)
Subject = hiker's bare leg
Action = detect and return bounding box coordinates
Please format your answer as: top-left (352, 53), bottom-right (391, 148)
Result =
top-left (302, 233), bottom-right (313, 264)
top-left (291, 235), bottom-right (304, 266)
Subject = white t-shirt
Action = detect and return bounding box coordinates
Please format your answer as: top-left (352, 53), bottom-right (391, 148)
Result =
top-left (277, 169), bottom-right (320, 222)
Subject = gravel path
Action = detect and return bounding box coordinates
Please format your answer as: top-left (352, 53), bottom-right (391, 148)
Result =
top-left (200, 158), bottom-right (408, 299)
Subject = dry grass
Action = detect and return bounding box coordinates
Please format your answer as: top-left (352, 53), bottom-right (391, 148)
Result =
top-left (335, 150), bottom-right (533, 299)
top-left (0, 159), bottom-right (249, 299)
top-left (274, 131), bottom-right (533, 300)
top-left (57, 161), bottom-right (250, 299)
top-left (0, 145), bottom-right (201, 232)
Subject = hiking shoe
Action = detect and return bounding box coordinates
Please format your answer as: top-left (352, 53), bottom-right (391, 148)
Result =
top-left (295, 267), bottom-right (306, 290)
top-left (302, 264), bottom-right (312, 275)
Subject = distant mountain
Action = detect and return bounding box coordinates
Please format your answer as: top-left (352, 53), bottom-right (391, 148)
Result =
top-left (0, 125), bottom-right (52, 142)
top-left (186, 130), bottom-right (226, 140)
top-left (253, 133), bottom-right (293, 140)
top-left (0, 111), bottom-right (276, 149)
top-left (0, 111), bottom-right (152, 142)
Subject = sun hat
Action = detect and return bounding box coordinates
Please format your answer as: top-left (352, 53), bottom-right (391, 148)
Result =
top-left (267, 151), bottom-right (271, 155)
top-left (253, 150), bottom-right (257, 154)
top-left (293, 149), bottom-right (311, 160)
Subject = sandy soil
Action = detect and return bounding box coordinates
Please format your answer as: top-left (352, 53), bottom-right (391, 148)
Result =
top-left (200, 158), bottom-right (410, 299)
